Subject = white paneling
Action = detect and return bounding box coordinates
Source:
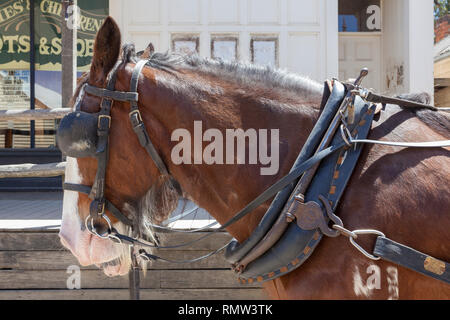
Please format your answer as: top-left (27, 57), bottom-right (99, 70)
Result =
top-left (287, 0), bottom-right (319, 25)
top-left (339, 34), bottom-right (381, 90)
top-left (168, 0), bottom-right (201, 24)
top-left (248, 0), bottom-right (280, 25)
top-left (110, 0), bottom-right (336, 83)
top-left (128, 0), bottom-right (160, 25)
top-left (287, 33), bottom-right (320, 81)
top-left (129, 32), bottom-right (161, 52)
top-left (208, 0), bottom-right (239, 24)
top-left (355, 41), bottom-right (373, 61)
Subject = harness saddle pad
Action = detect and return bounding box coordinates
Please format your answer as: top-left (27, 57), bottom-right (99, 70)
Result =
top-left (239, 95), bottom-right (377, 284)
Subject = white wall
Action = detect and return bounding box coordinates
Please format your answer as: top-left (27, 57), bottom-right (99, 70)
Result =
top-left (109, 0), bottom-right (338, 81)
top-left (382, 0), bottom-right (434, 99)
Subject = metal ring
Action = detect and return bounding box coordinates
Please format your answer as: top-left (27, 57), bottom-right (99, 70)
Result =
top-left (85, 214), bottom-right (112, 239)
top-left (349, 229), bottom-right (385, 261)
top-left (332, 224), bottom-right (357, 239)
top-left (340, 124), bottom-right (353, 147)
top-left (107, 233), bottom-right (123, 245)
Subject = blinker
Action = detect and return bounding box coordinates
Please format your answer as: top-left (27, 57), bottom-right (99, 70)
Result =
top-left (56, 111), bottom-right (99, 158)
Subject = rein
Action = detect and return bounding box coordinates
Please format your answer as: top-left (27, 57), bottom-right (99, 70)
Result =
top-left (58, 62), bottom-right (450, 283)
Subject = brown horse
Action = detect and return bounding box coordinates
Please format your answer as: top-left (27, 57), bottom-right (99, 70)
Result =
top-left (59, 17), bottom-right (450, 299)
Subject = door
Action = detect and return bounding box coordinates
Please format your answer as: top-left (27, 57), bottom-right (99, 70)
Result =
top-left (339, 34), bottom-right (381, 90)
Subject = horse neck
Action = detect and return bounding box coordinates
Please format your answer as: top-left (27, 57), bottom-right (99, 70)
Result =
top-left (143, 69), bottom-right (322, 242)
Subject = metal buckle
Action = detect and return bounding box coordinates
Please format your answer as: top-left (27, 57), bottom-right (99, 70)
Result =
top-left (100, 97), bottom-right (114, 107)
top-left (129, 109), bottom-right (143, 125)
top-left (90, 199), bottom-right (105, 217)
top-left (97, 114), bottom-right (111, 129)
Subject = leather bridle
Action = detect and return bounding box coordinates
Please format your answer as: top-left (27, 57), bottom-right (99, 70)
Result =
top-left (62, 59), bottom-right (168, 246)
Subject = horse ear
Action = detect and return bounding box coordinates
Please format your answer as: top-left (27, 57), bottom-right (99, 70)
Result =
top-left (140, 43), bottom-right (155, 59)
top-left (89, 16), bottom-right (121, 85)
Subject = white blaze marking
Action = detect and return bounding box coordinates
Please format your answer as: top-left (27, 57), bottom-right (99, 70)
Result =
top-left (59, 157), bottom-right (83, 249)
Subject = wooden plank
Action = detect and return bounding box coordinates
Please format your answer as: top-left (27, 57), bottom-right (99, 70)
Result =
top-left (435, 86), bottom-right (450, 108)
top-left (0, 232), bottom-right (63, 251)
top-left (159, 270), bottom-right (261, 289)
top-left (0, 162), bottom-right (66, 178)
top-left (434, 77), bottom-right (450, 88)
top-left (0, 269), bottom-right (259, 289)
top-left (0, 108), bottom-right (70, 121)
top-left (434, 58), bottom-right (450, 78)
top-left (0, 250), bottom-right (231, 270)
top-left (0, 232), bottom-right (232, 251)
top-left (0, 288), bottom-right (266, 300)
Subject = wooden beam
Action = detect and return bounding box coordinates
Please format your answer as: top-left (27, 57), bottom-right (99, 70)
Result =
top-left (0, 162), bottom-right (66, 178)
top-left (0, 250), bottom-right (231, 270)
top-left (434, 78), bottom-right (450, 88)
top-left (61, 0), bottom-right (77, 108)
top-left (0, 108), bottom-right (70, 121)
top-left (0, 288), bottom-right (267, 300)
top-left (0, 269), bottom-right (261, 289)
top-left (0, 232), bottom-right (231, 251)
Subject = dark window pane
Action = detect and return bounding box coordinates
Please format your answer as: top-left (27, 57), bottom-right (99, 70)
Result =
top-left (251, 37), bottom-right (278, 67)
top-left (211, 37), bottom-right (238, 62)
top-left (172, 35), bottom-right (199, 55)
top-left (339, 0), bottom-right (381, 32)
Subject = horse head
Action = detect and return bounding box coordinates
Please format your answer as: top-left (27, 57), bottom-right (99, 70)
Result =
top-left (58, 17), bottom-right (182, 276)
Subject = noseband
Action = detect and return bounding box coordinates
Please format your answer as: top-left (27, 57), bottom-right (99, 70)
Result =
top-left (58, 59), bottom-right (168, 243)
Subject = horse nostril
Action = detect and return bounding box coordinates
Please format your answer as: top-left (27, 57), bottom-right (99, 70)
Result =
top-left (92, 221), bottom-right (109, 236)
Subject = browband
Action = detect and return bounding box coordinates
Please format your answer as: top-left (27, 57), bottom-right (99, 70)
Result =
top-left (85, 84), bottom-right (139, 102)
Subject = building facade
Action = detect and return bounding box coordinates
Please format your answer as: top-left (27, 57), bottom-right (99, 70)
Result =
top-left (0, 0), bottom-right (436, 190)
top-left (110, 0), bottom-right (434, 96)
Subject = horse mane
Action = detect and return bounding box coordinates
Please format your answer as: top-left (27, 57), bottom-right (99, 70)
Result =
top-left (99, 43), bottom-right (450, 139)
top-left (395, 92), bottom-right (450, 137)
top-left (121, 43), bottom-right (324, 102)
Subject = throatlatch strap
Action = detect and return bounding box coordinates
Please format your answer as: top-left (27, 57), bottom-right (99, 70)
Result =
top-left (129, 60), bottom-right (169, 175)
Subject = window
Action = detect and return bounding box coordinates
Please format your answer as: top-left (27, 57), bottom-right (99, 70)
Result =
top-left (0, 0), bottom-right (108, 149)
top-left (211, 36), bottom-right (238, 62)
top-left (172, 35), bottom-right (199, 54)
top-left (251, 37), bottom-right (278, 67)
top-left (339, 0), bottom-right (381, 32)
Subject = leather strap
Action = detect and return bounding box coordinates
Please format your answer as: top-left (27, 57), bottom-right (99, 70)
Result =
top-left (128, 60), bottom-right (169, 175)
top-left (364, 91), bottom-right (438, 111)
top-left (374, 236), bottom-right (450, 284)
top-left (85, 85), bottom-right (138, 102)
top-left (88, 62), bottom-right (122, 219)
top-left (64, 182), bottom-right (133, 226)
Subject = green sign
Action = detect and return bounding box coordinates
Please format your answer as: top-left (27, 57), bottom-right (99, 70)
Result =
top-left (0, 0), bottom-right (109, 71)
